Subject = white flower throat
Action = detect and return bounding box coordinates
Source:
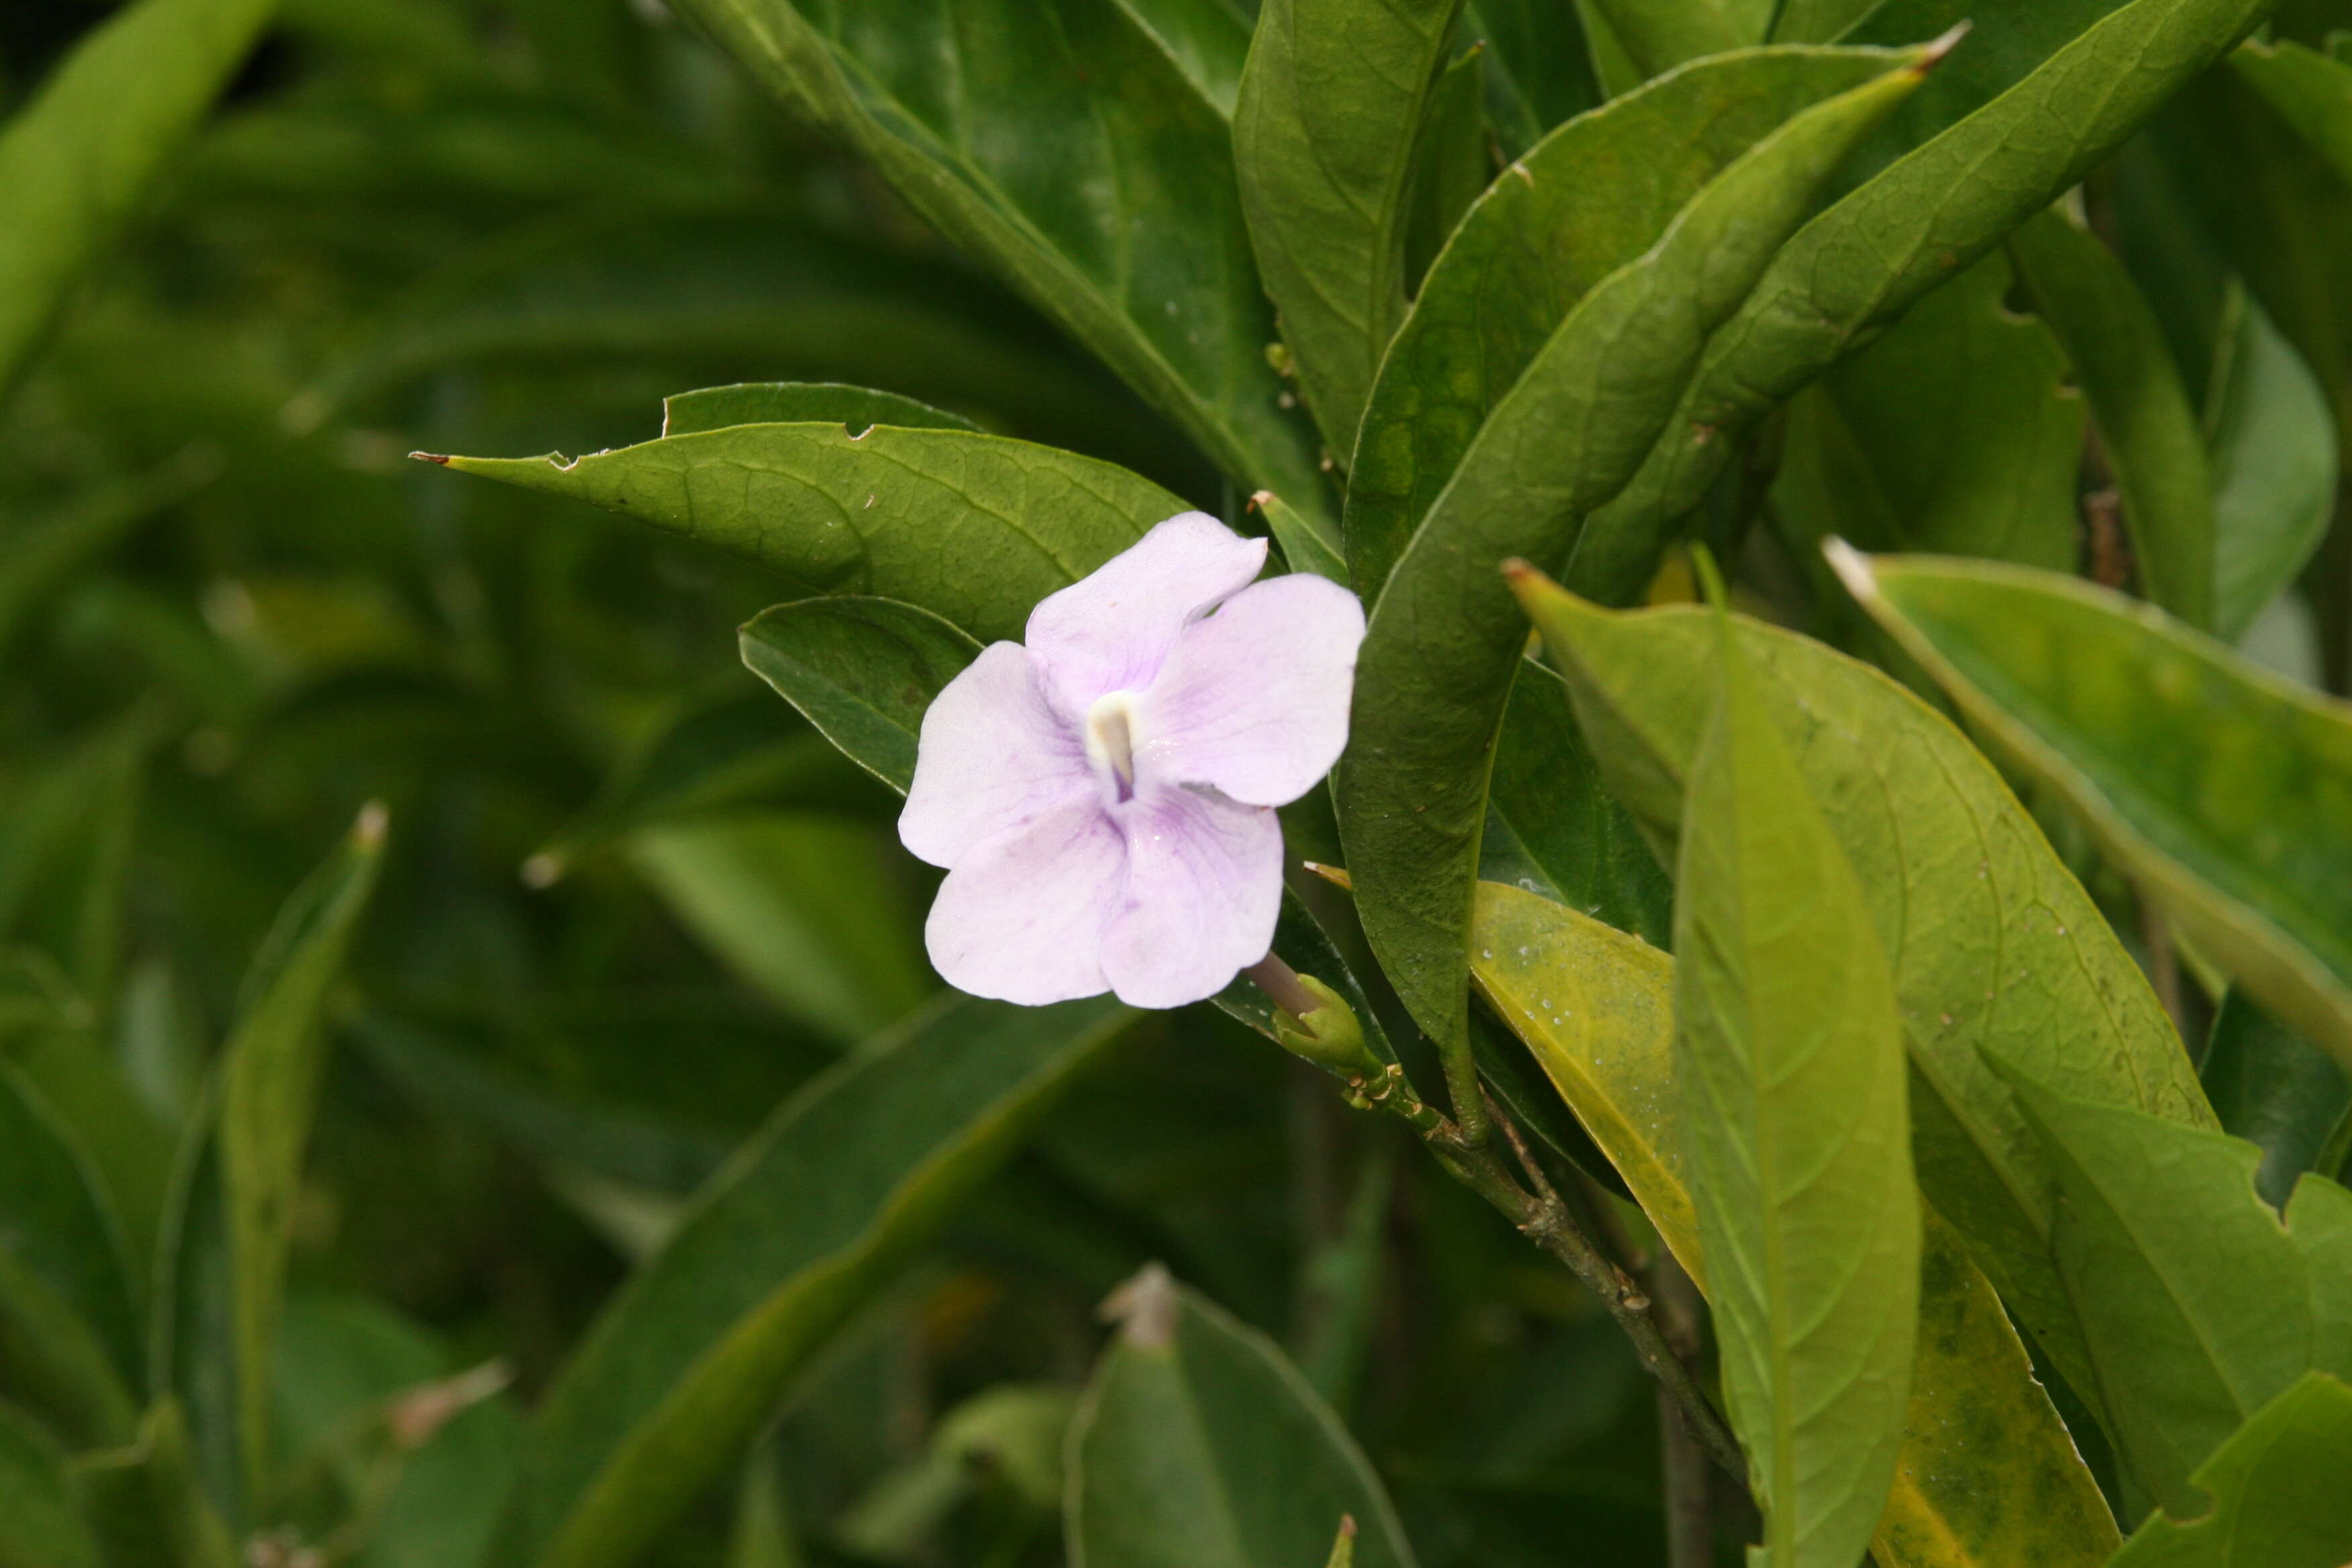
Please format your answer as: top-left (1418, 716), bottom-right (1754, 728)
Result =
top-left (1084, 689), bottom-right (1144, 804)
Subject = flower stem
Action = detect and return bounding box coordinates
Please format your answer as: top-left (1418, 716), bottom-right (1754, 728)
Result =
top-left (1244, 952), bottom-right (1326, 1031)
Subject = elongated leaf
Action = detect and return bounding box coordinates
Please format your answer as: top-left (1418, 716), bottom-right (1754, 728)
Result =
top-left (740, 599), bottom-right (983, 795)
top-left (2207, 283), bottom-right (2339, 642)
top-left (663, 383), bottom-right (977, 439)
top-left (2202, 992), bottom-right (2351, 1210)
top-left (0, 0), bottom-right (277, 390)
top-left (1996, 1063), bottom-right (2352, 1510)
top-left (0, 715), bottom-right (153, 1005)
top-left (1510, 573), bottom-right (2210, 1409)
top-left (1466, 882), bottom-right (2122, 1568)
top-left (1461, 0), bottom-right (1602, 154)
top-left (0, 1063), bottom-right (141, 1414)
top-left (1676, 613), bottom-right (1917, 1568)
top-left (1836, 551), bottom-right (2352, 1073)
top-left (1338, 54), bottom-right (1926, 1061)
top-left (2229, 36), bottom-right (2352, 185)
top-left (0, 1404), bottom-right (99, 1568)
top-left (432, 424), bottom-right (1180, 645)
top-left (1066, 1267), bottom-right (1418, 1568)
top-left (2008, 207), bottom-right (2215, 628)
top-left (1585, 0), bottom-right (1771, 77)
top-left (1117, 0), bottom-right (1255, 116)
top-left (1255, 490), bottom-right (1349, 585)
top-left (1772, 253), bottom-right (2083, 579)
top-left (0, 1247), bottom-right (136, 1455)
top-left (664, 0), bottom-right (1328, 522)
top-left (68, 1399), bottom-right (239, 1568)
top-left (1566, 0), bottom-right (2272, 604)
top-left (1402, 46), bottom-right (1491, 296)
top-left (491, 994), bottom-right (1136, 1568)
top-left (2110, 1371), bottom-right (2352, 1568)
top-left (1234, 0), bottom-right (1464, 459)
top-left (12, 1031), bottom-right (177, 1300)
top-left (1346, 44), bottom-right (1914, 599)
top-left (0, 448), bottom-right (215, 657)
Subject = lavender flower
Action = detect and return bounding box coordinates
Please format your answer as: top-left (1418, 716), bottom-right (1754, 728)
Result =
top-left (900, 512), bottom-right (1365, 1008)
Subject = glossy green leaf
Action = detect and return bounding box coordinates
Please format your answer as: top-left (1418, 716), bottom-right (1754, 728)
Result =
top-left (0, 1405), bottom-right (99, 1568)
top-left (1338, 53), bottom-right (1926, 1059)
top-left (2110, 1371), bottom-right (2352, 1568)
top-left (626, 814), bottom-right (931, 1044)
top-left (0, 1062), bottom-right (141, 1424)
top-left (1346, 44), bottom-right (1914, 599)
top-left (2201, 991), bottom-right (2351, 1210)
top-left (1466, 882), bottom-right (2120, 1568)
top-left (2008, 207), bottom-right (2215, 628)
top-left (2206, 283), bottom-right (2339, 642)
top-left (1772, 253), bottom-right (2083, 581)
top-left (663, 383), bottom-right (978, 439)
top-left (1838, 552), bottom-right (2352, 1073)
top-left (491, 993), bottom-right (1137, 1568)
top-left (1234, 0), bottom-right (1464, 458)
top-left (664, 0), bottom-right (1328, 522)
top-left (1996, 1063), bottom-right (2352, 1510)
top-left (1566, 0), bottom-right (2272, 605)
top-left (1585, 0), bottom-right (1772, 77)
top-left (0, 0), bottom-right (277, 390)
top-left (2229, 36), bottom-right (2352, 186)
top-left (740, 598), bottom-right (984, 796)
top-left (1481, 659), bottom-right (1671, 949)
top-left (68, 1399), bottom-right (239, 1568)
top-left (1675, 611), bottom-right (1918, 1568)
top-left (434, 423), bottom-right (1181, 645)
top-left (1065, 1267), bottom-right (1418, 1568)
top-left (1511, 573), bottom-right (2211, 1408)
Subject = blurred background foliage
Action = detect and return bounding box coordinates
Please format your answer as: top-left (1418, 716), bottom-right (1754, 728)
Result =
top-left (0, 1), bottom-right (1676, 1562)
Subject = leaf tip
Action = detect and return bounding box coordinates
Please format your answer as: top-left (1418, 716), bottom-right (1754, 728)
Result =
top-left (409, 451), bottom-right (450, 466)
top-left (1917, 19), bottom-right (1972, 72)
top-left (1249, 489), bottom-right (1274, 512)
top-left (1100, 1263), bottom-right (1178, 1349)
top-left (522, 852), bottom-right (565, 889)
top-left (354, 799), bottom-right (390, 850)
top-left (1300, 861), bottom-right (1354, 891)
top-left (1822, 537), bottom-right (1881, 604)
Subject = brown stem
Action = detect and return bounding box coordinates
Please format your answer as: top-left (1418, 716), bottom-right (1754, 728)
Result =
top-left (1651, 1253), bottom-right (1715, 1568)
top-left (2138, 891), bottom-right (2192, 1054)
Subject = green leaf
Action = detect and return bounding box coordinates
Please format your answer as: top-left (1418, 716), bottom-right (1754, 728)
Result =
top-left (1565, 0), bottom-right (2273, 605)
top-left (1465, 882), bottom-right (2120, 1568)
top-left (2201, 991), bottom-right (2351, 1210)
top-left (1481, 659), bottom-right (1671, 949)
top-left (2008, 206), bottom-right (2216, 628)
top-left (11, 1031), bottom-right (177, 1300)
top-left (68, 1399), bottom-right (240, 1568)
top-left (1509, 573), bottom-right (2211, 1411)
top-left (1254, 490), bottom-right (1351, 585)
top-left (2110, 1371), bottom-right (2352, 1568)
top-left (1773, 0), bottom-right (1885, 43)
top-left (1346, 44), bottom-right (1916, 599)
top-left (1459, 0), bottom-right (1602, 156)
top-left (740, 598), bottom-right (985, 796)
top-left (1402, 46), bottom-right (1493, 297)
top-left (0, 0), bottom-right (277, 391)
top-left (662, 0), bottom-right (1328, 522)
top-left (1995, 1063), bottom-right (2352, 1510)
top-left (0, 449), bottom-right (216, 658)
top-left (489, 993), bottom-right (1136, 1568)
top-left (0, 715), bottom-right (154, 1004)
top-left (2206, 283), bottom-right (2339, 642)
top-left (1065, 1266), bottom-right (1419, 1568)
top-left (1771, 252), bottom-right (2084, 581)
top-left (1116, 0), bottom-right (1255, 116)
top-left (662, 383), bottom-right (979, 439)
top-left (433, 422), bottom-right (1182, 644)
top-left (1675, 609), bottom-right (1918, 1568)
top-left (1337, 52), bottom-right (1927, 1059)
top-left (1234, 0), bottom-right (1465, 459)
top-left (625, 814), bottom-right (931, 1044)
top-left (2228, 36), bottom-right (2352, 187)
top-left (1836, 551), bottom-right (2352, 1075)
top-left (1583, 0), bottom-right (1772, 77)
top-left (0, 1062), bottom-right (141, 1433)
top-left (0, 1404), bottom-right (100, 1568)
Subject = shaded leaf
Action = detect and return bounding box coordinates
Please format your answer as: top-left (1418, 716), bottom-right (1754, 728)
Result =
top-left (2206, 283), bottom-right (2339, 642)
top-left (1837, 551), bottom-right (2352, 1073)
top-left (1066, 1267), bottom-right (1418, 1568)
top-left (1585, 0), bottom-right (1772, 79)
top-left (1459, 0), bottom-right (1602, 156)
top-left (740, 599), bottom-right (984, 796)
top-left (1567, 0), bottom-right (2273, 604)
top-left (1996, 1063), bottom-right (2352, 1510)
top-left (1338, 53), bottom-right (1926, 1065)
top-left (2201, 991), bottom-right (2352, 1210)
top-left (1255, 490), bottom-right (1350, 585)
top-left (663, 383), bottom-right (978, 439)
top-left (434, 422), bottom-right (1181, 644)
top-left (0, 1404), bottom-right (99, 1568)
top-left (1465, 882), bottom-right (2120, 1568)
top-left (0, 0), bottom-right (277, 389)
top-left (2110, 1371), bottom-right (2352, 1568)
top-left (1234, 0), bottom-right (1465, 458)
top-left (1511, 573), bottom-right (2210, 1409)
top-left (2228, 36), bottom-right (2352, 187)
top-left (2008, 206), bottom-right (2215, 628)
top-left (1116, 0), bottom-right (1255, 116)
top-left (665, 0), bottom-right (1329, 522)
top-left (67, 1399), bottom-right (239, 1568)
top-left (1402, 46), bottom-right (1493, 297)
top-left (490, 994), bottom-right (1137, 1568)
top-left (0, 448), bottom-right (216, 658)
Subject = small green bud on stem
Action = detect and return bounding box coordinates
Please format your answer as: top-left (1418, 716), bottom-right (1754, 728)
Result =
top-left (1247, 954), bottom-right (1381, 1077)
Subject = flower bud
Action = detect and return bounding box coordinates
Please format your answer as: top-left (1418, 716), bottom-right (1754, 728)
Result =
top-left (1271, 975), bottom-right (1381, 1079)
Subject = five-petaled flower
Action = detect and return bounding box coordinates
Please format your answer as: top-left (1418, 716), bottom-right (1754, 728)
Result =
top-left (900, 512), bottom-right (1365, 1008)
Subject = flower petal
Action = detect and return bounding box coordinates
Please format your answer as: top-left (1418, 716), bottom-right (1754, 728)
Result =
top-left (1099, 785), bottom-right (1283, 1009)
top-left (1025, 512), bottom-right (1267, 716)
top-left (924, 793), bottom-right (1126, 1005)
top-left (900, 642), bottom-right (1089, 869)
top-left (1137, 573), bottom-right (1366, 806)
